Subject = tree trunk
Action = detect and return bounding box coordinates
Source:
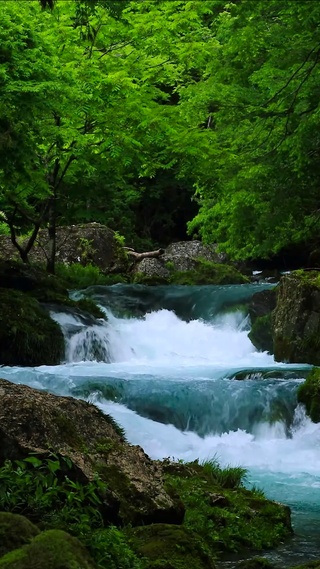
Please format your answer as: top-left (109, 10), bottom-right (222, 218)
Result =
top-left (46, 197), bottom-right (56, 274)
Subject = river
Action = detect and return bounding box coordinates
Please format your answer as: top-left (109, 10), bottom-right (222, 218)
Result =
top-left (2, 282), bottom-right (320, 566)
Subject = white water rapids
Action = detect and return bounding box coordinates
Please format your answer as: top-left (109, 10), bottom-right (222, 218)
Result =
top-left (2, 283), bottom-right (320, 565)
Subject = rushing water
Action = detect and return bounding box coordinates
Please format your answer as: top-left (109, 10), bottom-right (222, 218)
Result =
top-left (2, 283), bottom-right (320, 566)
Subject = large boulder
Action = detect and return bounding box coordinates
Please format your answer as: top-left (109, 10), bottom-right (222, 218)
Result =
top-left (133, 241), bottom-right (248, 285)
top-left (163, 240), bottom-right (228, 271)
top-left (0, 379), bottom-right (184, 527)
top-left (0, 223), bottom-right (126, 272)
top-left (273, 271), bottom-right (320, 364)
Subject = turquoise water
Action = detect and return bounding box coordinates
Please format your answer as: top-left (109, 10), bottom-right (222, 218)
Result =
top-left (2, 283), bottom-right (320, 565)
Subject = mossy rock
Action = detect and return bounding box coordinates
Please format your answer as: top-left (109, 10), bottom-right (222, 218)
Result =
top-left (248, 313), bottom-right (273, 353)
top-left (169, 259), bottom-right (249, 286)
top-left (0, 288), bottom-right (65, 366)
top-left (273, 272), bottom-right (320, 364)
top-left (163, 460), bottom-right (292, 554)
top-left (0, 513), bottom-right (40, 558)
top-left (297, 367), bottom-right (320, 422)
top-left (0, 529), bottom-right (97, 568)
top-left (132, 273), bottom-right (170, 286)
top-left (127, 523), bottom-right (216, 569)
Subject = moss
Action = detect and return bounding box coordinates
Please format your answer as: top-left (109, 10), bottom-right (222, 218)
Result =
top-left (0, 529), bottom-right (97, 569)
top-left (163, 460), bottom-right (291, 554)
top-left (54, 412), bottom-right (86, 449)
top-left (127, 524), bottom-right (216, 569)
top-left (0, 513), bottom-right (39, 558)
top-left (292, 269), bottom-right (320, 288)
top-left (132, 273), bottom-right (170, 285)
top-left (72, 298), bottom-right (105, 319)
top-left (0, 288), bottom-right (65, 366)
top-left (297, 367), bottom-right (320, 422)
top-left (94, 437), bottom-right (117, 455)
top-left (97, 464), bottom-right (139, 524)
top-left (169, 259), bottom-right (249, 286)
top-left (248, 313), bottom-right (273, 353)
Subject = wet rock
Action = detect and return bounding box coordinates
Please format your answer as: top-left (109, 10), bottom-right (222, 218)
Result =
top-left (249, 289), bottom-right (277, 322)
top-left (273, 272), bottom-right (320, 364)
top-left (0, 379), bottom-right (184, 527)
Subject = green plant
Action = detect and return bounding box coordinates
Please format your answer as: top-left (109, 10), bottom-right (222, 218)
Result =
top-left (0, 454), bottom-right (106, 532)
top-left (200, 458), bottom-right (247, 489)
top-left (78, 237), bottom-right (95, 261)
top-left (87, 527), bottom-right (144, 569)
top-left (55, 263), bottom-right (108, 288)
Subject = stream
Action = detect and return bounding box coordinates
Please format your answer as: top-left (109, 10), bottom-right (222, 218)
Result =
top-left (2, 282), bottom-right (320, 566)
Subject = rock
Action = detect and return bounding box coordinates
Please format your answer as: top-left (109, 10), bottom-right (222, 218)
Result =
top-left (0, 223), bottom-right (127, 272)
top-left (127, 524), bottom-right (216, 569)
top-left (132, 240), bottom-right (239, 285)
top-left (0, 513), bottom-right (39, 558)
top-left (249, 289), bottom-right (277, 322)
top-left (133, 258), bottom-right (170, 284)
top-left (248, 314), bottom-right (273, 354)
top-left (164, 240), bottom-right (228, 271)
top-left (273, 272), bottom-right (320, 364)
top-left (297, 368), bottom-right (320, 423)
top-left (0, 379), bottom-right (184, 527)
top-left (0, 289), bottom-right (65, 366)
top-left (0, 260), bottom-right (67, 296)
top-left (248, 289), bottom-right (277, 353)
top-left (0, 529), bottom-right (97, 569)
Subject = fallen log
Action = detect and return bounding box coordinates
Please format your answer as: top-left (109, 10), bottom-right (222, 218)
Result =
top-left (124, 247), bottom-right (165, 263)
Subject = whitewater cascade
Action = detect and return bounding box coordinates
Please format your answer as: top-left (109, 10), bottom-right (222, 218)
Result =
top-left (2, 282), bottom-right (320, 565)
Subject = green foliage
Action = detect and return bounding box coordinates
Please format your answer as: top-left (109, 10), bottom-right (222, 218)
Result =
top-left (87, 527), bottom-right (143, 569)
top-left (0, 454), bottom-right (142, 569)
top-left (55, 263), bottom-right (109, 288)
top-left (200, 458), bottom-right (247, 489)
top-left (2, 0), bottom-right (320, 264)
top-left (164, 458), bottom-right (291, 553)
top-left (0, 454), bottom-right (105, 532)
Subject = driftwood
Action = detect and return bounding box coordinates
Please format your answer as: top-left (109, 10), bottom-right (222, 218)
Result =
top-left (124, 247), bottom-right (165, 263)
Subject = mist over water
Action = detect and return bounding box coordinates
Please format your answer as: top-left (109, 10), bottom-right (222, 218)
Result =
top-left (2, 283), bottom-right (320, 565)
